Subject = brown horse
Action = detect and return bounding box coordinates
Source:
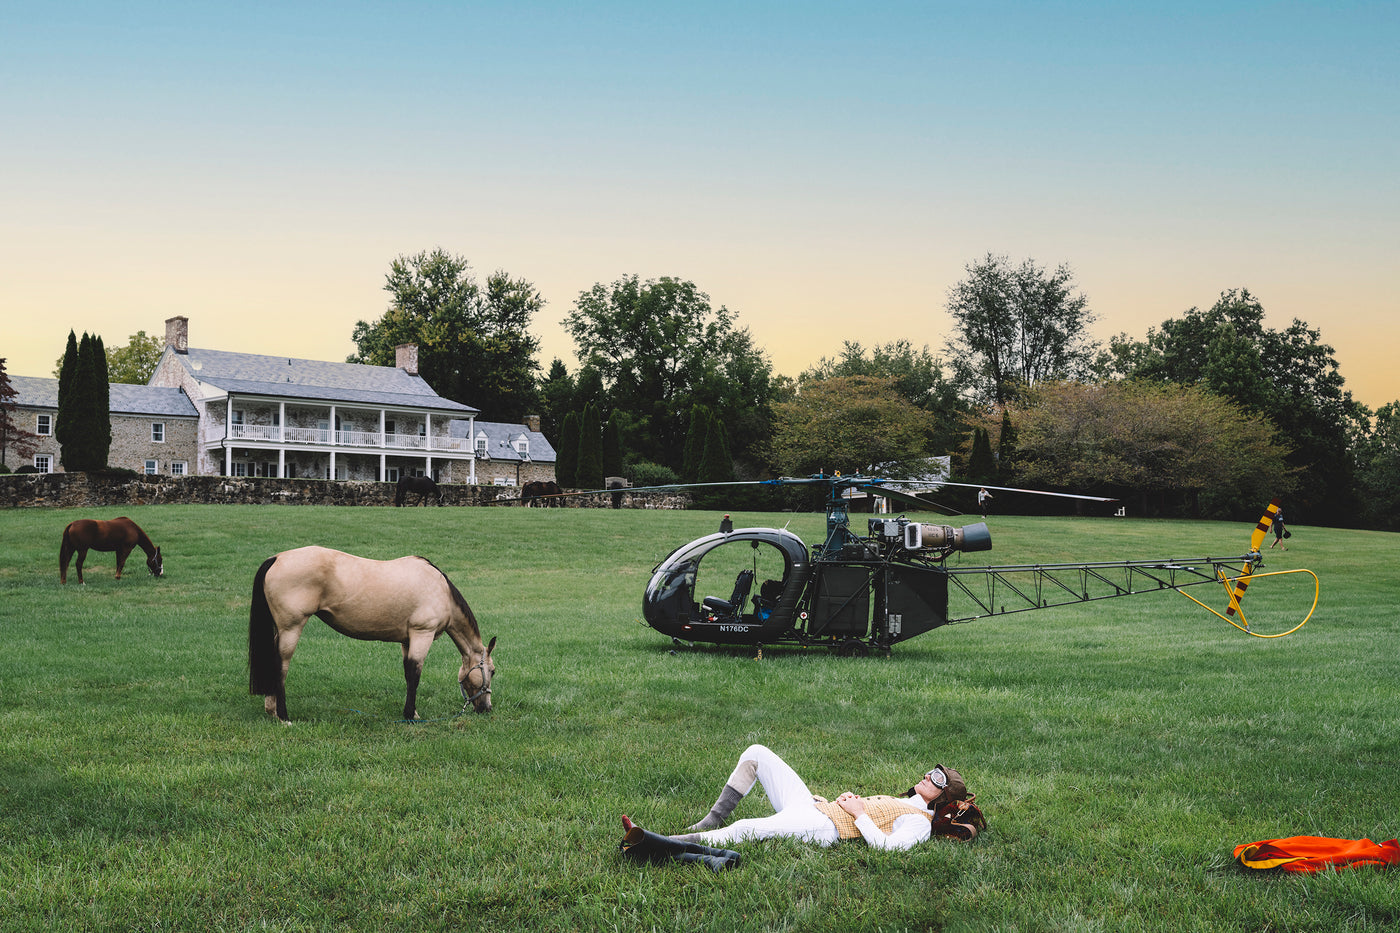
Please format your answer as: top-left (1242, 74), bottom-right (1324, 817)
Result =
top-left (248, 546), bottom-right (496, 722)
top-left (60, 517), bottom-right (163, 584)
top-left (394, 474), bottom-right (443, 506)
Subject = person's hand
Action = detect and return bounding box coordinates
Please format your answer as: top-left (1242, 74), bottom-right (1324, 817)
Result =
top-left (836, 792), bottom-right (866, 817)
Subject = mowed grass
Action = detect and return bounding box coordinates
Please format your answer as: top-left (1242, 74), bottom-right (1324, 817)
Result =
top-left (1, 503), bottom-right (1398, 932)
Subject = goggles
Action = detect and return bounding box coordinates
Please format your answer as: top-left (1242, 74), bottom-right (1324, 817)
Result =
top-left (924, 767), bottom-right (948, 789)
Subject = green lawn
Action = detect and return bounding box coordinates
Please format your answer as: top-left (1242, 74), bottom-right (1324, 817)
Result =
top-left (1, 503), bottom-right (1398, 932)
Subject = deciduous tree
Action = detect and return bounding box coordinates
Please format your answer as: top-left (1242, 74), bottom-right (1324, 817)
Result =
top-left (349, 249), bottom-right (543, 420)
top-left (768, 376), bottom-right (936, 479)
top-left (0, 358), bottom-right (39, 470)
top-left (1108, 289), bottom-right (1365, 523)
top-left (564, 275), bottom-right (773, 473)
top-left (1009, 380), bottom-right (1291, 517)
top-left (944, 254), bottom-right (1099, 406)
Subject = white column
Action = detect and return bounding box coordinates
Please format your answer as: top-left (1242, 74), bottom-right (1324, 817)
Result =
top-left (224, 396), bottom-right (233, 475)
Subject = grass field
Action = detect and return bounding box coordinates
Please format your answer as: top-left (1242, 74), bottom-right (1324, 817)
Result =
top-left (1, 503), bottom-right (1398, 932)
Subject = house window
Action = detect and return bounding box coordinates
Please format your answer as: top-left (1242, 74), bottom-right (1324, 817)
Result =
top-left (514, 436), bottom-right (530, 457)
top-left (385, 419), bottom-right (396, 436)
top-left (231, 462), bottom-right (248, 477)
top-left (36, 414), bottom-right (52, 436)
top-left (475, 437), bottom-right (488, 457)
top-left (151, 422), bottom-right (165, 443)
top-left (170, 461), bottom-right (187, 476)
top-left (232, 410), bottom-right (245, 426)
top-left (34, 454), bottom-right (52, 473)
top-left (145, 460), bottom-right (159, 475)
top-left (386, 467), bottom-right (400, 482)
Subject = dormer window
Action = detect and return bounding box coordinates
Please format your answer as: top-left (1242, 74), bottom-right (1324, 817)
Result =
top-left (475, 434), bottom-right (488, 457)
top-left (513, 435), bottom-right (529, 457)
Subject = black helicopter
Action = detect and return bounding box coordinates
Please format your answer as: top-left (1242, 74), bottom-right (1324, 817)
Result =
top-left (634, 476), bottom-right (1316, 655)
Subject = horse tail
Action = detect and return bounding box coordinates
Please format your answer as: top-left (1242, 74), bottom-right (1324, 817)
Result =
top-left (394, 481), bottom-right (405, 507)
top-left (59, 524), bottom-right (75, 579)
top-left (248, 556), bottom-right (282, 696)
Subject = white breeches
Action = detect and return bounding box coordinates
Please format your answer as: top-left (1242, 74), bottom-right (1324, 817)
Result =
top-left (690, 744), bottom-right (839, 847)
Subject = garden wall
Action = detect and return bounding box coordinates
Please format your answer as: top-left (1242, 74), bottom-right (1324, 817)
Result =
top-left (0, 472), bottom-right (683, 510)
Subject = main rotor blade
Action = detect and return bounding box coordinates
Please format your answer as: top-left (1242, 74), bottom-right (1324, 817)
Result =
top-left (855, 484), bottom-right (958, 515)
top-left (885, 479), bottom-right (1118, 503)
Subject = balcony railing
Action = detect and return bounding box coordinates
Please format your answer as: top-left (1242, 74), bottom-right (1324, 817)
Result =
top-left (218, 424), bottom-right (471, 453)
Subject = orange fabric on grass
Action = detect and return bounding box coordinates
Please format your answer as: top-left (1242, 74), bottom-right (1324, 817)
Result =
top-left (1234, 836), bottom-right (1400, 872)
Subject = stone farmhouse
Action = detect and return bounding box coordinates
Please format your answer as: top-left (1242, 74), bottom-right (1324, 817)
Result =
top-left (6, 375), bottom-right (199, 476)
top-left (6, 316), bottom-right (556, 487)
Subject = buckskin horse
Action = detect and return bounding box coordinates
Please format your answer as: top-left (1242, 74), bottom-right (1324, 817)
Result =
top-left (59, 517), bottom-right (164, 584)
top-left (248, 546), bottom-right (496, 722)
top-left (394, 474), bottom-right (443, 506)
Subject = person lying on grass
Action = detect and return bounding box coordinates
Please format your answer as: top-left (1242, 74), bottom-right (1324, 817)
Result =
top-left (663, 743), bottom-right (974, 851)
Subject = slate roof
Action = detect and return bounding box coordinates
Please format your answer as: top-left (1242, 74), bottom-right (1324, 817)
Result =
top-left (8, 376), bottom-right (198, 418)
top-left (449, 419), bottom-right (557, 463)
top-left (174, 347), bottom-right (478, 414)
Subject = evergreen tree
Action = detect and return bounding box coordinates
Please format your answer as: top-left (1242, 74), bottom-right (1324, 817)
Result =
top-left (694, 416), bottom-right (734, 509)
top-left (997, 408), bottom-right (1018, 481)
top-left (62, 332), bottom-right (110, 472)
top-left (555, 412), bottom-right (580, 488)
top-left (537, 358), bottom-right (575, 440)
top-left (576, 403), bottom-right (605, 490)
top-left (91, 335), bottom-right (111, 469)
top-left (601, 416), bottom-right (624, 479)
top-left (55, 330), bottom-right (78, 457)
top-left (967, 427), bottom-right (996, 483)
top-left (682, 404), bottom-right (711, 482)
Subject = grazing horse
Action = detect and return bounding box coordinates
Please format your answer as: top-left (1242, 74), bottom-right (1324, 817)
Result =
top-left (522, 480), bottom-right (563, 507)
top-left (60, 517), bottom-right (163, 584)
top-left (248, 546), bottom-right (496, 722)
top-left (395, 474), bottom-right (442, 506)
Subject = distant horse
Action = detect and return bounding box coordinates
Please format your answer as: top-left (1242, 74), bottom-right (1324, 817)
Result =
top-left (395, 474), bottom-right (442, 506)
top-left (522, 480), bottom-right (563, 507)
top-left (60, 517), bottom-right (163, 584)
top-left (248, 546), bottom-right (496, 722)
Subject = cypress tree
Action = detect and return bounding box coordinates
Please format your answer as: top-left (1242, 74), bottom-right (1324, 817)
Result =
top-left (63, 333), bottom-right (100, 471)
top-left (90, 335), bottom-right (112, 469)
top-left (576, 403), bottom-right (605, 490)
top-left (682, 404), bottom-right (711, 482)
top-left (997, 408), bottom-right (1017, 481)
top-left (555, 411), bottom-right (580, 488)
top-left (967, 427), bottom-right (996, 484)
top-left (55, 330), bottom-right (79, 461)
top-left (695, 416), bottom-right (734, 509)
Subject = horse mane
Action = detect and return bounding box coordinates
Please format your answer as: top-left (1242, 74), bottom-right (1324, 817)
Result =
top-left (117, 516), bottom-right (157, 554)
top-left (412, 556), bottom-right (481, 634)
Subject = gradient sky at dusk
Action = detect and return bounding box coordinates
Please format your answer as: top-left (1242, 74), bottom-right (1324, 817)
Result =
top-left (4, 2), bottom-right (1396, 408)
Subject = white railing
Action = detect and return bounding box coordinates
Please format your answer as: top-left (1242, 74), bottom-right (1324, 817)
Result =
top-left (230, 424), bottom-right (280, 441)
top-left (214, 424), bottom-right (474, 453)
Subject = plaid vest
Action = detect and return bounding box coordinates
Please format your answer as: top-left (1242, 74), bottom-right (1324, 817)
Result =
top-left (812, 796), bottom-right (932, 840)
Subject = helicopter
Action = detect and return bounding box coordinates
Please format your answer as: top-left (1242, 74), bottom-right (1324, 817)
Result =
top-left (632, 476), bottom-right (1317, 655)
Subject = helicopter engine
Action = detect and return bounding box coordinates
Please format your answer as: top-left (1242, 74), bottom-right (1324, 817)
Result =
top-left (866, 518), bottom-right (992, 554)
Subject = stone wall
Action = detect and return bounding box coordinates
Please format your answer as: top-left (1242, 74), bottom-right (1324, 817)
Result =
top-left (0, 472), bottom-right (683, 509)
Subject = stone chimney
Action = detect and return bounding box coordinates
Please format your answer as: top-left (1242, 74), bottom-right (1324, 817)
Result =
top-left (395, 344), bottom-right (419, 375)
top-left (165, 315), bottom-right (189, 354)
top-left (524, 414), bottom-right (541, 433)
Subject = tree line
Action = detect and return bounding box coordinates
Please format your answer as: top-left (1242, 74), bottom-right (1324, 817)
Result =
top-left (12, 247), bottom-right (1394, 532)
top-left (344, 249), bottom-right (1392, 529)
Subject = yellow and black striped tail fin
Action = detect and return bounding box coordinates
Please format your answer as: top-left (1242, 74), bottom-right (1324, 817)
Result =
top-left (1226, 498), bottom-right (1282, 617)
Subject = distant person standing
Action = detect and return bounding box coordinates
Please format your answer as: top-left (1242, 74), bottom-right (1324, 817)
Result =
top-left (977, 487), bottom-right (993, 518)
top-left (1270, 506), bottom-right (1290, 549)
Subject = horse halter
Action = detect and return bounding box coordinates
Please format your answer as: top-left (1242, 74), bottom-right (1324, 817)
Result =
top-left (459, 651), bottom-right (492, 710)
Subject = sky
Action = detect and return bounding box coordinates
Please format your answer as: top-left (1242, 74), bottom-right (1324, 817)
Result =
top-left (3, 2), bottom-right (1397, 410)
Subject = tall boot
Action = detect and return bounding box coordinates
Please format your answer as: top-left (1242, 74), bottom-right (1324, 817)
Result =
top-left (619, 823), bottom-right (741, 871)
top-left (686, 758), bottom-right (757, 831)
